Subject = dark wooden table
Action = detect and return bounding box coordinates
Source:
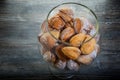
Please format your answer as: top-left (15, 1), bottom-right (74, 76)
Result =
top-left (0, 0), bottom-right (120, 80)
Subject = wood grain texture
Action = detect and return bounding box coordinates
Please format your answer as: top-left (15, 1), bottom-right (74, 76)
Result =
top-left (0, 0), bottom-right (120, 79)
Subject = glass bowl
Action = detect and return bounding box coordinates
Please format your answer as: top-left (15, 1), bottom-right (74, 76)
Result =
top-left (38, 2), bottom-right (100, 79)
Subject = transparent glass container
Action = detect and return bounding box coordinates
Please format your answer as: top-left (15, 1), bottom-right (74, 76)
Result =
top-left (38, 2), bottom-right (100, 79)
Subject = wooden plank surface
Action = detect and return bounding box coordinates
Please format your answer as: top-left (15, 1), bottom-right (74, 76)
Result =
top-left (0, 0), bottom-right (120, 79)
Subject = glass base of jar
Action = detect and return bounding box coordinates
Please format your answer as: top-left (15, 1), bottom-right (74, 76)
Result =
top-left (48, 64), bottom-right (74, 79)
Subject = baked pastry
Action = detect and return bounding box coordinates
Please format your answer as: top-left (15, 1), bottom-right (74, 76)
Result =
top-left (80, 35), bottom-right (96, 54)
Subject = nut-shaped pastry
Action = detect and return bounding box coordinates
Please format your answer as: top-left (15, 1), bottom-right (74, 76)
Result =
top-left (49, 16), bottom-right (65, 30)
top-left (80, 17), bottom-right (92, 34)
top-left (80, 35), bottom-right (96, 54)
top-left (47, 35), bottom-right (56, 49)
top-left (58, 11), bottom-right (73, 22)
top-left (38, 33), bottom-right (49, 49)
top-left (76, 54), bottom-right (93, 65)
top-left (43, 51), bottom-right (56, 63)
top-left (60, 27), bottom-right (75, 42)
top-left (67, 60), bottom-right (79, 71)
top-left (59, 8), bottom-right (73, 18)
top-left (77, 49), bottom-right (97, 64)
top-left (70, 33), bottom-right (86, 47)
top-left (39, 30), bottom-right (59, 50)
top-left (74, 18), bottom-right (82, 33)
top-left (55, 45), bottom-right (67, 61)
top-left (62, 47), bottom-right (81, 60)
top-left (55, 60), bottom-right (66, 70)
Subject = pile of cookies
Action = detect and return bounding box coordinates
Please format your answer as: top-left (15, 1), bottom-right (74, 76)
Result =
top-left (38, 8), bottom-right (100, 71)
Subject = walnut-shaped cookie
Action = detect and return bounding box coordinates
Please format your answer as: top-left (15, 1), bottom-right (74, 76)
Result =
top-left (80, 35), bottom-right (96, 54)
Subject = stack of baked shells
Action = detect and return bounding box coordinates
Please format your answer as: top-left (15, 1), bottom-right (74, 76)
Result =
top-left (38, 8), bottom-right (100, 71)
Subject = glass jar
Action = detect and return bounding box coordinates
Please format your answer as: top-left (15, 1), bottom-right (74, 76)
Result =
top-left (38, 2), bottom-right (100, 79)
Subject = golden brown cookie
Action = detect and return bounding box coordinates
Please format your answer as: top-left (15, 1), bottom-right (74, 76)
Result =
top-left (74, 18), bottom-right (83, 33)
top-left (80, 35), bottom-right (96, 54)
top-left (43, 51), bottom-right (56, 63)
top-left (67, 60), bottom-right (80, 71)
top-left (58, 9), bottom-right (73, 22)
top-left (59, 8), bottom-right (73, 18)
top-left (60, 27), bottom-right (75, 42)
top-left (62, 47), bottom-right (81, 60)
top-left (49, 16), bottom-right (65, 30)
top-left (39, 30), bottom-right (60, 50)
top-left (55, 59), bottom-right (66, 69)
top-left (55, 45), bottom-right (68, 61)
top-left (76, 54), bottom-right (93, 65)
top-left (70, 33), bottom-right (86, 47)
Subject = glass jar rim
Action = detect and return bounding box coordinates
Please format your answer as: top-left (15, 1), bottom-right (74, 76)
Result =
top-left (46, 2), bottom-right (99, 46)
